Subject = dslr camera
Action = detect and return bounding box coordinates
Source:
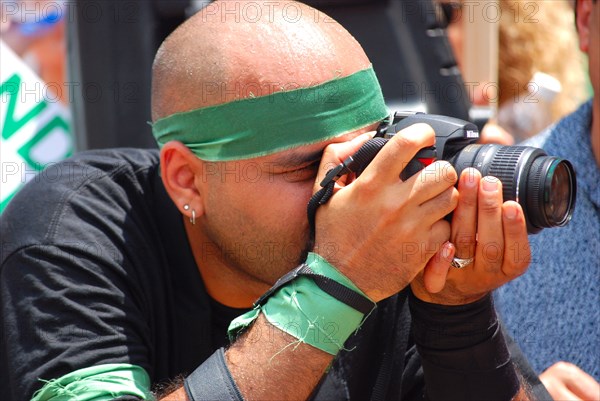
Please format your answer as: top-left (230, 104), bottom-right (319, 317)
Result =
top-left (376, 112), bottom-right (576, 234)
top-left (318, 112), bottom-right (576, 234)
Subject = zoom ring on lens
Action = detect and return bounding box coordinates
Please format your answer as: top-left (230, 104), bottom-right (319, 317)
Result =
top-left (487, 146), bottom-right (527, 203)
top-left (528, 157), bottom-right (545, 217)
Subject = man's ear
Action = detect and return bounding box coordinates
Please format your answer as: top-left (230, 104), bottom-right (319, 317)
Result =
top-left (160, 141), bottom-right (207, 219)
top-left (576, 0), bottom-right (592, 53)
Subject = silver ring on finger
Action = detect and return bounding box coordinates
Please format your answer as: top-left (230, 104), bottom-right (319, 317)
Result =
top-left (451, 256), bottom-right (474, 269)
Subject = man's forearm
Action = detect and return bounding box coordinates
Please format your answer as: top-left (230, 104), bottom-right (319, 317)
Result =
top-left (159, 358), bottom-right (535, 401)
top-left (226, 314), bottom-right (333, 400)
top-left (159, 314), bottom-right (333, 401)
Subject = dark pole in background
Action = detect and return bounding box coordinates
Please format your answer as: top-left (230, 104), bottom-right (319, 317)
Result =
top-left (313, 0), bottom-right (471, 120)
top-left (67, 1), bottom-right (189, 150)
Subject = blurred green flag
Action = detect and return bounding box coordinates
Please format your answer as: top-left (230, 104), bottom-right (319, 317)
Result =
top-left (1, 40), bottom-right (74, 213)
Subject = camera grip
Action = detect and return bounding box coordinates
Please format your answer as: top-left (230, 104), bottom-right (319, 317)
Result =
top-left (399, 147), bottom-right (437, 181)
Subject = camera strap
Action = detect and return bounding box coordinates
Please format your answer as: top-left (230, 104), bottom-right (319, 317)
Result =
top-left (307, 137), bottom-right (389, 243)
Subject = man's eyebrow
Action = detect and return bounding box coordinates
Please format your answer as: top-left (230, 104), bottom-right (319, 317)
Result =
top-left (270, 149), bottom-right (324, 167)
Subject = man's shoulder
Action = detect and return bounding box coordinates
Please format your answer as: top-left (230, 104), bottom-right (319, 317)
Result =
top-left (7, 147), bottom-right (160, 200)
top-left (0, 148), bottom-right (162, 256)
top-left (62, 147), bottom-right (160, 177)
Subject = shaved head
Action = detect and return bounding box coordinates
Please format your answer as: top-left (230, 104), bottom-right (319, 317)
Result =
top-left (151, 1), bottom-right (370, 121)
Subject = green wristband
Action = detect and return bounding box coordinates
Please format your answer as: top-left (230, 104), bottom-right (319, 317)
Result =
top-left (228, 253), bottom-right (375, 355)
top-left (31, 363), bottom-right (153, 401)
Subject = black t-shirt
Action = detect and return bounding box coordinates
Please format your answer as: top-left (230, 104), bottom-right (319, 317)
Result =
top-left (1, 149), bottom-right (221, 399)
top-left (0, 149), bottom-right (548, 401)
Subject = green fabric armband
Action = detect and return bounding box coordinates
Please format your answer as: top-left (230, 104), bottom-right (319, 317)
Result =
top-left (228, 252), bottom-right (376, 355)
top-left (31, 363), bottom-right (153, 401)
top-left (151, 66), bottom-right (388, 161)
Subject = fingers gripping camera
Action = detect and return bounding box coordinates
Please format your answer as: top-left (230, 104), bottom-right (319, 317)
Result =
top-left (316, 112), bottom-right (576, 234)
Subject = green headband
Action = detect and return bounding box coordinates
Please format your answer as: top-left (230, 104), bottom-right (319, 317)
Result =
top-left (151, 66), bottom-right (388, 161)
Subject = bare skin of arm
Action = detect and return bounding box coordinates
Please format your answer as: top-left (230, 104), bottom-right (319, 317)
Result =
top-left (161, 314), bottom-right (332, 401)
top-left (162, 350), bottom-right (536, 401)
top-left (226, 314), bottom-right (333, 400)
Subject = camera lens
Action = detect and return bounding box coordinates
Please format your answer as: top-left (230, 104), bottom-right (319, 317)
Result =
top-left (450, 144), bottom-right (576, 234)
top-left (548, 162), bottom-right (571, 221)
top-left (531, 157), bottom-right (576, 229)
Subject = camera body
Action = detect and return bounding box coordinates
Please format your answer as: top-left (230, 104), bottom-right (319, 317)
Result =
top-left (379, 112), bottom-right (480, 180)
top-left (376, 112), bottom-right (577, 234)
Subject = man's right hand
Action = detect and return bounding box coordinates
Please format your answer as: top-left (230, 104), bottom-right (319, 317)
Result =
top-left (312, 123), bottom-right (458, 302)
top-left (540, 362), bottom-right (600, 401)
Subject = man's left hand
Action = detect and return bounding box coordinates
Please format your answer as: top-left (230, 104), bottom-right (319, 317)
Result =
top-left (411, 167), bottom-right (531, 305)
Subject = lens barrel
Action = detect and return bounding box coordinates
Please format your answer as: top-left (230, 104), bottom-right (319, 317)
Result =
top-left (450, 144), bottom-right (577, 233)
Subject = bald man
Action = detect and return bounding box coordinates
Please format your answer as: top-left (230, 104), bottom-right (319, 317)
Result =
top-left (1, 2), bottom-right (548, 400)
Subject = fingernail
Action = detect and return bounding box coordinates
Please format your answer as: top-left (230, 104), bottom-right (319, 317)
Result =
top-left (442, 241), bottom-right (455, 259)
top-left (462, 170), bottom-right (478, 188)
top-left (482, 177), bottom-right (499, 192)
top-left (504, 203), bottom-right (518, 220)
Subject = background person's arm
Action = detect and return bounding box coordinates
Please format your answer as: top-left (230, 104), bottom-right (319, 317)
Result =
top-left (540, 362), bottom-right (600, 401)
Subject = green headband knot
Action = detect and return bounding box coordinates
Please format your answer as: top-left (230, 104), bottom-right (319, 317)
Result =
top-left (151, 66), bottom-right (388, 161)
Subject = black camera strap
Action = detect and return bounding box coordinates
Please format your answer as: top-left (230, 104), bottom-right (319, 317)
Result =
top-left (307, 137), bottom-right (389, 243)
top-left (253, 263), bottom-right (374, 315)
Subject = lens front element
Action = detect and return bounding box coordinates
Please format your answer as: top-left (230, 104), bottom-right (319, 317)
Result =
top-left (543, 160), bottom-right (576, 228)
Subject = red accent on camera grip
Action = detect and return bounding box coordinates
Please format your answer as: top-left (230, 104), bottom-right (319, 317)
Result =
top-left (417, 157), bottom-right (436, 166)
